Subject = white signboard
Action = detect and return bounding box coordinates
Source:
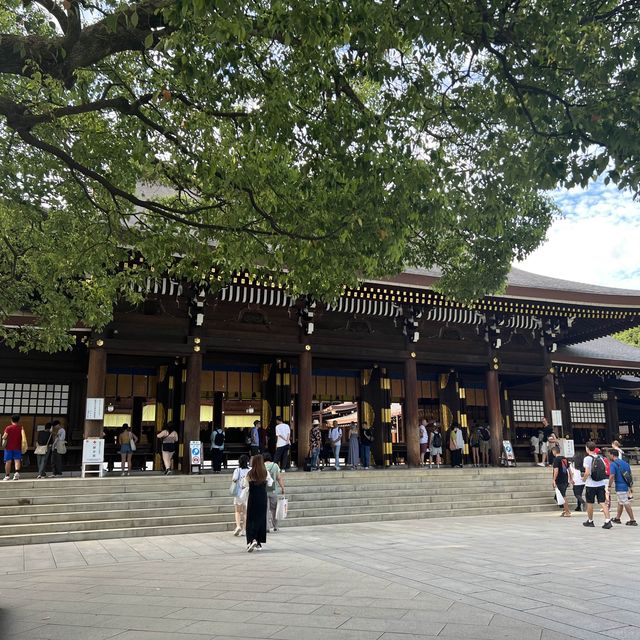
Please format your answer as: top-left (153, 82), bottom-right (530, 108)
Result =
top-left (551, 410), bottom-right (563, 427)
top-left (559, 438), bottom-right (575, 458)
top-left (190, 441), bottom-right (202, 466)
top-left (85, 397), bottom-right (105, 421)
top-left (502, 440), bottom-right (515, 461)
top-left (82, 438), bottom-right (105, 464)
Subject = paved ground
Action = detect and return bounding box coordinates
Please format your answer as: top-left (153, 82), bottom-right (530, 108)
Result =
top-left (0, 512), bottom-right (638, 640)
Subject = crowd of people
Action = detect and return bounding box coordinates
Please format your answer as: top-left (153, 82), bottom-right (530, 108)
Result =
top-left (550, 439), bottom-right (635, 528)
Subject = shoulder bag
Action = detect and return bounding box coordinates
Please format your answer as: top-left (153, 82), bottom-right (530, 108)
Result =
top-left (34, 433), bottom-right (51, 456)
top-left (56, 439), bottom-right (67, 455)
top-left (129, 434), bottom-right (137, 451)
top-left (229, 469), bottom-right (239, 496)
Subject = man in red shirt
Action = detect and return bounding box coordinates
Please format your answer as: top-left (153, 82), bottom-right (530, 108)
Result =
top-left (3, 415), bottom-right (23, 481)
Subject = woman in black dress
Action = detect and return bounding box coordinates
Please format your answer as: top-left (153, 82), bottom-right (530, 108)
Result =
top-left (244, 454), bottom-right (270, 552)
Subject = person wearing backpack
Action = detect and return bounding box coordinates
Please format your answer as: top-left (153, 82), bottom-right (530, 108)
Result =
top-left (360, 422), bottom-right (373, 469)
top-left (608, 449), bottom-right (637, 526)
top-left (211, 426), bottom-right (225, 474)
top-left (429, 424), bottom-right (443, 468)
top-left (469, 425), bottom-right (481, 468)
top-left (582, 441), bottom-right (612, 529)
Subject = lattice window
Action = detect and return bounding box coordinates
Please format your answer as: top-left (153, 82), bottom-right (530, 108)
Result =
top-left (0, 383), bottom-right (69, 415)
top-left (512, 399), bottom-right (544, 422)
top-left (569, 402), bottom-right (606, 424)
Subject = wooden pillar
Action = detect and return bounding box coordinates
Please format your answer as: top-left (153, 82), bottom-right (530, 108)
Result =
top-left (404, 355), bottom-right (420, 466)
top-left (84, 346), bottom-right (107, 438)
top-left (486, 368), bottom-right (503, 466)
top-left (296, 347), bottom-right (313, 468)
top-left (182, 351), bottom-right (202, 472)
top-left (542, 372), bottom-right (557, 421)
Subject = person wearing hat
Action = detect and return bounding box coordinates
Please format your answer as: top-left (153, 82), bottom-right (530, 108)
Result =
top-left (309, 419), bottom-right (322, 471)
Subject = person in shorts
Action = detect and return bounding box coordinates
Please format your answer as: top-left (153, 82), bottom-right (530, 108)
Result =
top-left (608, 449), bottom-right (636, 526)
top-left (419, 419), bottom-right (429, 465)
top-left (429, 423), bottom-right (443, 468)
top-left (582, 441), bottom-right (612, 529)
top-left (478, 425), bottom-right (490, 467)
top-left (551, 446), bottom-right (570, 517)
top-left (2, 415), bottom-right (23, 481)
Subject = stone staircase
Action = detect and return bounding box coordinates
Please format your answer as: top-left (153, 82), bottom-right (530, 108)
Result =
top-left (0, 467), bottom-right (557, 546)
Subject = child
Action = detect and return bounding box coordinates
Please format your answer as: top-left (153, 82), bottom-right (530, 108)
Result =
top-left (569, 456), bottom-right (586, 512)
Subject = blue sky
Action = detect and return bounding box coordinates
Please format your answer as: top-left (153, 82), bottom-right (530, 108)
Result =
top-left (517, 181), bottom-right (640, 290)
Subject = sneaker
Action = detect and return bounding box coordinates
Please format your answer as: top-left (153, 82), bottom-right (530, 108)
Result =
top-left (13, 472), bottom-right (19, 481)
top-left (272, 527), bottom-right (278, 533)
top-left (626, 520), bottom-right (638, 526)
top-left (247, 540), bottom-right (258, 553)
top-left (2, 475), bottom-right (9, 481)
top-left (583, 520), bottom-right (595, 527)
top-left (537, 463), bottom-right (545, 467)
top-left (603, 521), bottom-right (613, 529)
top-left (36, 475), bottom-right (42, 479)
top-left (612, 518), bottom-right (622, 524)
top-left (233, 526), bottom-right (242, 537)
top-left (255, 544), bottom-right (263, 551)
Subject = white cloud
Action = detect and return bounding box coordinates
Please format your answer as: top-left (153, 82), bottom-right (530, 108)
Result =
top-left (517, 182), bottom-right (640, 290)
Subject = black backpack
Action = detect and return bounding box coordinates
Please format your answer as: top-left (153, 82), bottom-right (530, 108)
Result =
top-left (480, 427), bottom-right (490, 442)
top-left (590, 455), bottom-right (608, 482)
top-left (213, 430), bottom-right (224, 446)
top-left (432, 432), bottom-right (442, 448)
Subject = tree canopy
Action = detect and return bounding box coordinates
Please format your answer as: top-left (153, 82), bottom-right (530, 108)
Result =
top-left (1, 0), bottom-right (639, 350)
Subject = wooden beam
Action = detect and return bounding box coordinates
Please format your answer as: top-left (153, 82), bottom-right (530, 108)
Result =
top-left (84, 347), bottom-right (106, 438)
top-left (486, 368), bottom-right (503, 467)
top-left (404, 355), bottom-right (420, 466)
top-left (182, 351), bottom-right (202, 472)
top-left (296, 347), bottom-right (313, 468)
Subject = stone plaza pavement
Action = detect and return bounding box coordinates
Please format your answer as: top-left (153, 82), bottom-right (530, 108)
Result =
top-left (0, 512), bottom-right (638, 640)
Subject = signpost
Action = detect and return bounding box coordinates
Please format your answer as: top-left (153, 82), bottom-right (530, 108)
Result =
top-left (81, 437), bottom-right (105, 477)
top-left (501, 440), bottom-right (517, 467)
top-left (559, 438), bottom-right (575, 459)
top-left (189, 441), bottom-right (202, 474)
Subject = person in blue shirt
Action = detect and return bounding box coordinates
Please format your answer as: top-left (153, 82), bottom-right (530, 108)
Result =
top-left (608, 449), bottom-right (636, 526)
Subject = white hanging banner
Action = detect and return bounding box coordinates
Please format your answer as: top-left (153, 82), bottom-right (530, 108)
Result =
top-left (85, 398), bottom-right (105, 420)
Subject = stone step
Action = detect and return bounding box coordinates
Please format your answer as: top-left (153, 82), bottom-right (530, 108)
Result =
top-left (0, 503), bottom-right (557, 546)
top-left (0, 492), bottom-right (553, 525)
top-left (0, 488), bottom-right (553, 516)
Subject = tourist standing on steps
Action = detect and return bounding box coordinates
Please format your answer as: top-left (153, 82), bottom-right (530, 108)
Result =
top-left (570, 455), bottom-right (586, 512)
top-left (2, 415), bottom-right (24, 481)
top-left (274, 416), bottom-right (291, 470)
top-left (244, 454), bottom-right (272, 552)
top-left (608, 449), bottom-right (637, 526)
top-left (35, 422), bottom-right (53, 479)
top-left (551, 445), bottom-right (571, 517)
top-left (539, 417), bottom-right (553, 467)
top-left (429, 423), bottom-right (442, 468)
top-left (250, 420), bottom-right (261, 457)
top-left (329, 421), bottom-right (343, 470)
top-left (51, 420), bottom-right (66, 477)
top-left (582, 441), bottom-right (612, 529)
top-left (347, 422), bottom-right (360, 469)
top-left (157, 423), bottom-right (178, 475)
top-left (469, 425), bottom-right (481, 468)
top-left (309, 419), bottom-right (321, 470)
top-left (449, 423), bottom-right (464, 468)
top-left (419, 419), bottom-right (429, 465)
top-left (478, 424), bottom-right (491, 467)
top-left (118, 424), bottom-right (137, 476)
top-left (264, 452), bottom-right (285, 531)
top-left (211, 425), bottom-right (225, 474)
top-left (231, 454), bottom-right (251, 536)
top-left (360, 422), bottom-right (373, 469)
top-left (259, 422), bottom-right (269, 454)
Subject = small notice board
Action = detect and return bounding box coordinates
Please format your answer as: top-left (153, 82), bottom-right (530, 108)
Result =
top-left (85, 398), bottom-right (105, 421)
top-left (81, 438), bottom-right (105, 477)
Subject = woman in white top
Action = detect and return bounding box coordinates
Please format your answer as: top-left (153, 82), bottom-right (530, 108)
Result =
top-left (419, 420), bottom-right (429, 465)
top-left (232, 454), bottom-right (251, 536)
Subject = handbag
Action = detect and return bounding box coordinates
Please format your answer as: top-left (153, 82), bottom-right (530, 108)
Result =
top-left (21, 428), bottom-right (28, 454)
top-left (238, 476), bottom-right (249, 504)
top-left (275, 497), bottom-right (288, 521)
top-left (35, 433), bottom-right (51, 456)
top-left (129, 436), bottom-right (137, 452)
top-left (56, 440), bottom-right (67, 455)
top-left (229, 470), bottom-right (238, 496)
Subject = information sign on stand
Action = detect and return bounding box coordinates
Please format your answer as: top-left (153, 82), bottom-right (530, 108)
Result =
top-left (551, 410), bottom-right (563, 428)
top-left (81, 438), bottom-right (105, 477)
top-left (501, 440), bottom-right (517, 467)
top-left (190, 441), bottom-right (202, 474)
